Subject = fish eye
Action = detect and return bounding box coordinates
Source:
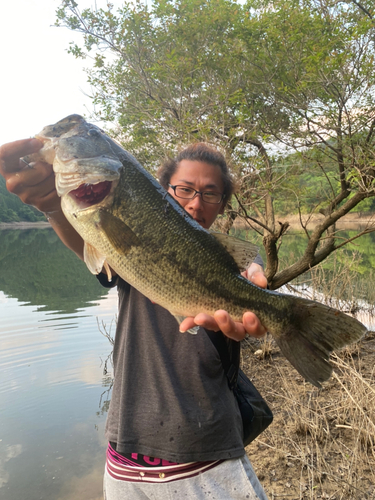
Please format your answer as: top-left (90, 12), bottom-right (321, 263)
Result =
top-left (88, 128), bottom-right (101, 137)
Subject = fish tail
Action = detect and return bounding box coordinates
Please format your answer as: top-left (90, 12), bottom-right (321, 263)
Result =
top-left (273, 297), bottom-right (367, 388)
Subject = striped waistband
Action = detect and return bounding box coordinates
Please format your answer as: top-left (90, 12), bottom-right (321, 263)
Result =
top-left (106, 446), bottom-right (223, 483)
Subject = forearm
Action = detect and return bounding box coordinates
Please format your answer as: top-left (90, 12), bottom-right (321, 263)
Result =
top-left (46, 209), bottom-right (118, 280)
top-left (45, 209), bottom-right (85, 261)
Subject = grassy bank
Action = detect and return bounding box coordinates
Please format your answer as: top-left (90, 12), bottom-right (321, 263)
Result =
top-left (244, 332), bottom-right (375, 500)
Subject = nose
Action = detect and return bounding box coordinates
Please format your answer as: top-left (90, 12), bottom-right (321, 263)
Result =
top-left (186, 192), bottom-right (204, 210)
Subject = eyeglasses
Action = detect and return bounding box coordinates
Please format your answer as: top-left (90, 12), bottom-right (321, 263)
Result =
top-left (168, 184), bottom-right (224, 204)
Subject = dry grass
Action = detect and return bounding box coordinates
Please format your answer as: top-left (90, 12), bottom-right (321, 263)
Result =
top-left (243, 334), bottom-right (375, 499)
top-left (243, 259), bottom-right (375, 499)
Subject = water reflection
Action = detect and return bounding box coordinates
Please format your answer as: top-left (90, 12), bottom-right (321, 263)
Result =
top-left (0, 228), bottom-right (108, 313)
top-left (1, 225), bottom-right (374, 499)
top-left (0, 228), bottom-right (117, 500)
top-left (0, 292), bottom-right (117, 500)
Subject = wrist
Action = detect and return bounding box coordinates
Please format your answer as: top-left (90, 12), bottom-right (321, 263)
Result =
top-left (44, 209), bottom-right (65, 223)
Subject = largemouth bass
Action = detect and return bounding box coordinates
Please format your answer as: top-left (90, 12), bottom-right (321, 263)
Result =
top-left (25, 114), bottom-right (367, 387)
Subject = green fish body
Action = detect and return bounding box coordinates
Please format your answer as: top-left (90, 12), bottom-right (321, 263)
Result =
top-left (26, 114), bottom-right (367, 387)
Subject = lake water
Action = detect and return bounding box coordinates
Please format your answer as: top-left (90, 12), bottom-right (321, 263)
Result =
top-left (0, 226), bottom-right (374, 500)
top-left (0, 228), bottom-right (117, 500)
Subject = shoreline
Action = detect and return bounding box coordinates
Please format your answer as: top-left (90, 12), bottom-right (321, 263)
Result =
top-left (233, 212), bottom-right (375, 231)
top-left (0, 221), bottom-right (51, 230)
top-left (1, 212), bottom-right (374, 231)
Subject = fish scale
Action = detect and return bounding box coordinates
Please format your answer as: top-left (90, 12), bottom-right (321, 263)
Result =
top-left (25, 114), bottom-right (367, 388)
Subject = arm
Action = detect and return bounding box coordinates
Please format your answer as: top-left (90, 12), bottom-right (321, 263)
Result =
top-left (179, 262), bottom-right (268, 341)
top-left (0, 139), bottom-right (85, 259)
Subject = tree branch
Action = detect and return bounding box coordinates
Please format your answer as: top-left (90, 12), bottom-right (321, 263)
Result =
top-left (350, 1), bottom-right (373, 19)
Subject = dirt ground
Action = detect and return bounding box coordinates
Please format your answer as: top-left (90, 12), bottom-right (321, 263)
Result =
top-left (241, 332), bottom-right (375, 500)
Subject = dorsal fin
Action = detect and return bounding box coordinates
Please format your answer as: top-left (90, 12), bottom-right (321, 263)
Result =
top-left (211, 232), bottom-right (259, 271)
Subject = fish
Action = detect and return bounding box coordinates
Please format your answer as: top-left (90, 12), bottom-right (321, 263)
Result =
top-left (25, 114), bottom-right (367, 388)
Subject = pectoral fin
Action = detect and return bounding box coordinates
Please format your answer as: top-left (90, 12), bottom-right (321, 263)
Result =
top-left (211, 232), bottom-right (259, 271)
top-left (99, 210), bottom-right (141, 254)
top-left (84, 242), bottom-right (107, 275)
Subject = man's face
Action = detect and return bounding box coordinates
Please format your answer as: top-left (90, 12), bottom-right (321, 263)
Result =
top-left (168, 159), bottom-right (225, 229)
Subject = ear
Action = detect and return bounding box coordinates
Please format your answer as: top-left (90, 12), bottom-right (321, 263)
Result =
top-left (219, 203), bottom-right (225, 215)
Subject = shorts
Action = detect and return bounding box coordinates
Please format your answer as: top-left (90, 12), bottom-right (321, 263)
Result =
top-left (103, 454), bottom-right (268, 500)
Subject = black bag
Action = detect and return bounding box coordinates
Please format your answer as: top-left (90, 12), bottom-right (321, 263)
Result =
top-left (206, 330), bottom-right (273, 446)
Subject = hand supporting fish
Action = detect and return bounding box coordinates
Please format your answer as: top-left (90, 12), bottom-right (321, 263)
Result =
top-left (1, 115), bottom-right (367, 387)
top-left (179, 263), bottom-right (268, 337)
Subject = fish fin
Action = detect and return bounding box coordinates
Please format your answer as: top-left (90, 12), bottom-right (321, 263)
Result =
top-left (84, 242), bottom-right (106, 275)
top-left (211, 232), bottom-right (259, 271)
top-left (103, 261), bottom-right (112, 282)
top-left (274, 297), bottom-right (367, 387)
top-left (99, 210), bottom-right (141, 254)
top-left (173, 315), bottom-right (199, 335)
top-left (275, 334), bottom-right (332, 388)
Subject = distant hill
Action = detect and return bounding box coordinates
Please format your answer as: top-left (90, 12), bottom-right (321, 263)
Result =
top-left (0, 176), bottom-right (46, 222)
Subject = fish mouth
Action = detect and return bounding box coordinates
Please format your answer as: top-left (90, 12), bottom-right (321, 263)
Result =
top-left (69, 181), bottom-right (112, 207)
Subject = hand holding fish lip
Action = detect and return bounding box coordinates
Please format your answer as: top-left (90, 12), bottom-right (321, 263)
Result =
top-left (0, 138), bottom-right (42, 173)
top-left (0, 138), bottom-right (61, 214)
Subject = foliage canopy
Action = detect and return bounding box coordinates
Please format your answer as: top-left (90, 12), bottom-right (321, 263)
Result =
top-left (56, 0), bottom-right (375, 288)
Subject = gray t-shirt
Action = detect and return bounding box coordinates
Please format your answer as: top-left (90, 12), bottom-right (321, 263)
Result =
top-left (104, 278), bottom-right (245, 463)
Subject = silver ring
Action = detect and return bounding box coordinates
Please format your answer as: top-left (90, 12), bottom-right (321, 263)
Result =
top-left (20, 158), bottom-right (34, 169)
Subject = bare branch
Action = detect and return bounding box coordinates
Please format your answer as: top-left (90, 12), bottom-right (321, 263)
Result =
top-left (350, 1), bottom-right (373, 19)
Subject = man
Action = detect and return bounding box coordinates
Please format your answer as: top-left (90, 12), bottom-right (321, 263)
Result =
top-left (0, 138), bottom-right (269, 499)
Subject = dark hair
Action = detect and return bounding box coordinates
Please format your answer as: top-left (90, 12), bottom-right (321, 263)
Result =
top-left (157, 143), bottom-right (235, 205)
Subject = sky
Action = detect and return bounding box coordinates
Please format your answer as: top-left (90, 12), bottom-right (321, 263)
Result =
top-left (0, 0), bottom-right (123, 145)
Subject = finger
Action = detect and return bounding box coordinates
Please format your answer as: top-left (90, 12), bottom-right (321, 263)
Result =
top-left (21, 177), bottom-right (59, 212)
top-left (6, 161), bottom-right (54, 193)
top-left (179, 317), bottom-right (197, 333)
top-left (249, 271), bottom-right (268, 289)
top-left (193, 313), bottom-right (220, 332)
top-left (0, 139), bottom-right (43, 175)
top-left (6, 166), bottom-right (60, 214)
top-left (213, 310), bottom-right (246, 341)
top-left (22, 177), bottom-right (57, 208)
top-left (242, 312), bottom-right (267, 338)
top-left (244, 263), bottom-right (268, 288)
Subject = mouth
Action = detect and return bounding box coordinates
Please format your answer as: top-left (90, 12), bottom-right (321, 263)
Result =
top-left (193, 217), bottom-right (204, 226)
top-left (69, 181), bottom-right (112, 206)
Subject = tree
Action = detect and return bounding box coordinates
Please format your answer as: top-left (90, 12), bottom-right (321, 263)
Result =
top-left (0, 176), bottom-right (46, 223)
top-left (56, 0), bottom-right (375, 289)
